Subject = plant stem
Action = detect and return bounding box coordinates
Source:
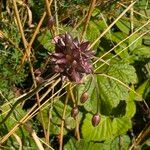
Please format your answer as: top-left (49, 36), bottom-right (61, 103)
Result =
top-left (89, 1), bottom-right (136, 49)
top-left (19, 12), bottom-right (46, 69)
top-left (45, 0), bottom-right (52, 17)
top-left (54, 0), bottom-right (59, 35)
top-left (70, 83), bottom-right (76, 105)
top-left (59, 85), bottom-right (69, 150)
top-left (130, 0), bottom-right (134, 33)
top-left (75, 116), bottom-right (80, 141)
top-left (129, 122), bottom-right (150, 150)
top-left (13, 0), bottom-right (48, 140)
top-left (69, 83), bottom-right (80, 140)
top-left (81, 0), bottom-right (97, 40)
top-left (19, 0), bottom-right (54, 69)
top-left (12, 0), bottom-right (28, 49)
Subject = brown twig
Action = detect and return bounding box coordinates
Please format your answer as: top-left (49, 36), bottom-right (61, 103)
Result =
top-left (89, 1), bottom-right (136, 49)
top-left (129, 122), bottom-right (150, 150)
top-left (19, 12), bottom-right (46, 69)
top-left (13, 0), bottom-right (47, 141)
top-left (81, 0), bottom-right (97, 40)
top-left (45, 0), bottom-right (52, 17)
top-left (0, 75), bottom-right (60, 144)
top-left (19, 0), bottom-right (54, 69)
top-left (59, 86), bottom-right (70, 150)
top-left (13, 0), bottom-right (56, 140)
top-left (12, 0), bottom-right (28, 48)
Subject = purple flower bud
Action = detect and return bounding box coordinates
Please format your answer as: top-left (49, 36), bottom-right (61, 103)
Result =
top-left (56, 58), bottom-right (68, 64)
top-left (72, 60), bottom-right (77, 67)
top-left (66, 55), bottom-right (72, 61)
top-left (51, 53), bottom-right (64, 58)
top-left (54, 65), bottom-right (64, 73)
top-left (50, 33), bottom-right (94, 83)
top-left (80, 92), bottom-right (88, 103)
top-left (92, 114), bottom-right (101, 127)
top-left (47, 16), bottom-right (55, 28)
top-left (71, 106), bottom-right (79, 118)
top-left (80, 41), bottom-right (90, 51)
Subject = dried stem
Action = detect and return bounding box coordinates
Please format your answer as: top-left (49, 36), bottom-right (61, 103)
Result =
top-left (45, 0), bottom-right (52, 17)
top-left (12, 0), bottom-right (51, 141)
top-left (54, 0), bottom-right (59, 35)
top-left (0, 75), bottom-right (60, 144)
top-left (75, 116), bottom-right (80, 141)
top-left (31, 130), bottom-right (45, 150)
top-left (44, 0), bottom-right (55, 38)
top-left (19, 0), bottom-right (54, 68)
top-left (129, 122), bottom-right (150, 150)
top-left (12, 0), bottom-right (28, 49)
top-left (59, 85), bottom-right (69, 150)
top-left (89, 1), bottom-right (136, 49)
top-left (70, 84), bottom-right (76, 105)
top-left (81, 0), bottom-right (97, 40)
top-left (130, 0), bottom-right (134, 33)
top-left (94, 30), bottom-right (149, 71)
top-left (93, 19), bottom-right (150, 65)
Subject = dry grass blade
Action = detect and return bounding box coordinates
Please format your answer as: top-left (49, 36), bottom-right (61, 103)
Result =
top-left (94, 30), bottom-right (150, 71)
top-left (89, 1), bottom-right (136, 49)
top-left (0, 0), bottom-right (149, 149)
top-left (81, 0), bottom-right (97, 40)
top-left (0, 75), bottom-right (60, 143)
top-left (31, 130), bottom-right (45, 150)
top-left (13, 134), bottom-right (22, 150)
top-left (93, 19), bottom-right (150, 65)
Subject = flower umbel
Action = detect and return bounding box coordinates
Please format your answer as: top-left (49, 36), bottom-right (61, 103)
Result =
top-left (50, 33), bottom-right (94, 83)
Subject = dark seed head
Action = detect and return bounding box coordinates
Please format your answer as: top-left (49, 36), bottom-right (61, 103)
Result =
top-left (51, 33), bottom-right (94, 83)
top-left (71, 106), bottom-right (79, 118)
top-left (92, 114), bottom-right (100, 127)
top-left (80, 92), bottom-right (89, 103)
top-left (65, 33), bottom-right (74, 48)
top-left (34, 68), bottom-right (42, 76)
top-left (47, 16), bottom-right (55, 28)
top-left (35, 76), bottom-right (44, 84)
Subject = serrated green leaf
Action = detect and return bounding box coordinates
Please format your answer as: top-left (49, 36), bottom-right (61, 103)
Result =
top-left (85, 21), bottom-right (100, 49)
top-left (133, 46), bottom-right (150, 58)
top-left (116, 19), bottom-right (130, 34)
top-left (39, 99), bottom-right (76, 134)
top-left (108, 135), bottom-right (131, 150)
top-left (97, 75), bottom-right (128, 114)
top-left (111, 32), bottom-right (128, 46)
top-left (97, 63), bottom-right (137, 114)
top-left (108, 63), bottom-right (137, 84)
top-left (82, 114), bottom-right (113, 141)
top-left (125, 100), bottom-right (136, 118)
top-left (0, 105), bottom-right (29, 139)
top-left (77, 63), bottom-right (137, 115)
top-left (76, 76), bottom-right (97, 113)
top-left (136, 79), bottom-right (150, 100)
top-left (128, 34), bottom-right (142, 51)
top-left (0, 103), bottom-right (26, 126)
top-left (64, 138), bottom-right (109, 150)
top-left (112, 117), bottom-right (132, 136)
top-left (82, 113), bottom-right (132, 142)
top-left (125, 87), bottom-right (136, 118)
top-left (64, 135), bottom-right (130, 150)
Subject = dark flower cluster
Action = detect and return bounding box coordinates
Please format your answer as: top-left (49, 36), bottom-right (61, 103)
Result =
top-left (50, 33), bottom-right (94, 83)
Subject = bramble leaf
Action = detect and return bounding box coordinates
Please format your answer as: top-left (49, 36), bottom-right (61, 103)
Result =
top-left (81, 113), bottom-right (131, 142)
